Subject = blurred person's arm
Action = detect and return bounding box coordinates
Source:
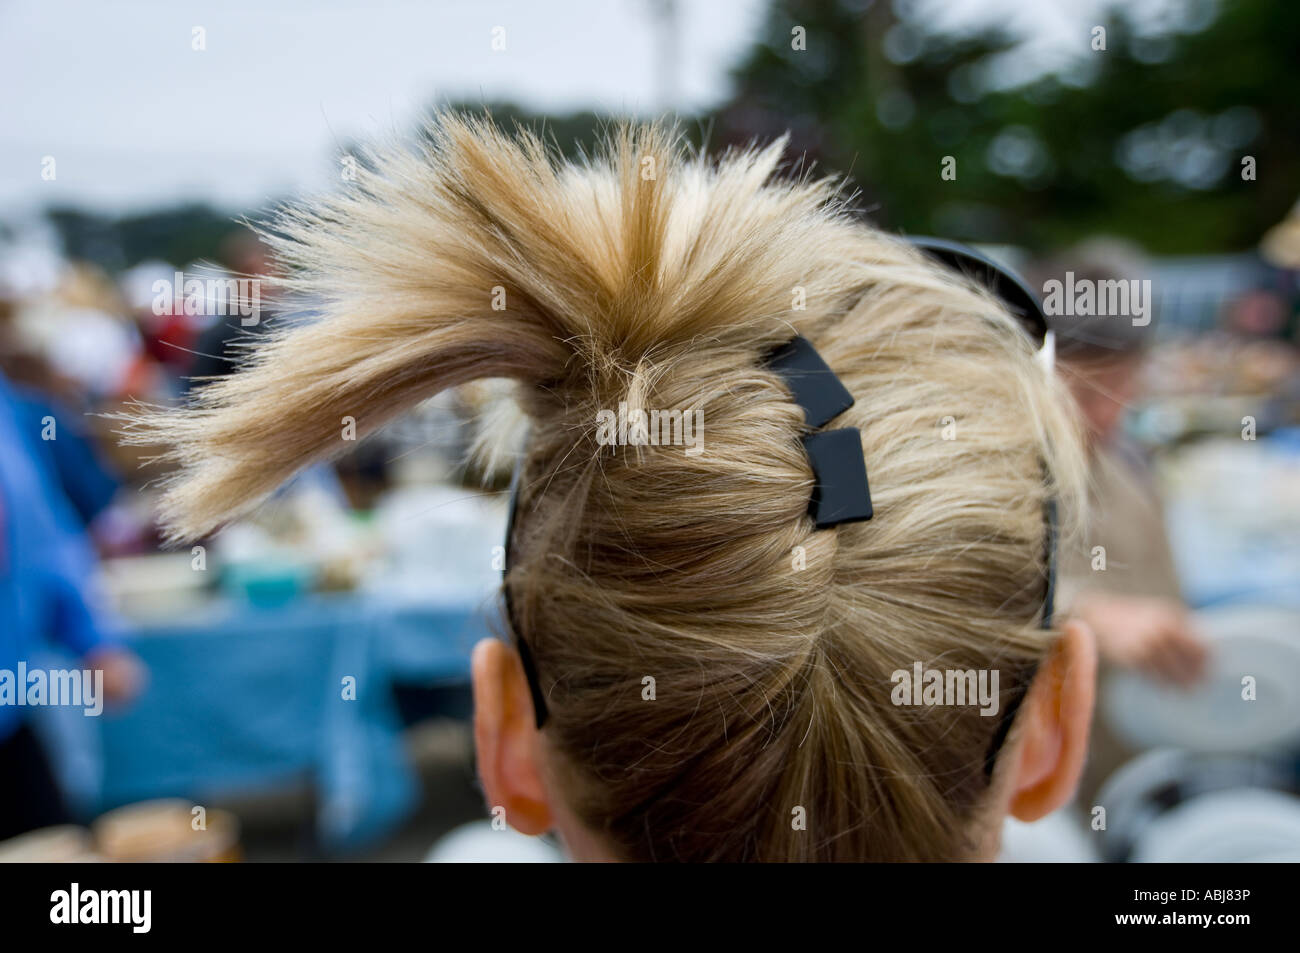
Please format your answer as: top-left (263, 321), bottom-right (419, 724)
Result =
top-left (1071, 592), bottom-right (1209, 687)
top-left (44, 567), bottom-right (145, 706)
top-left (1059, 436), bottom-right (1210, 688)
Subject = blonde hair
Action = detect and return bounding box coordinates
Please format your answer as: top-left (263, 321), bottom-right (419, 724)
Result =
top-left (124, 114), bottom-right (1086, 862)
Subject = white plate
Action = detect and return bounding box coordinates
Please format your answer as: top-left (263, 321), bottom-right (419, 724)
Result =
top-left (1133, 788), bottom-right (1300, 862)
top-left (1103, 605), bottom-right (1300, 752)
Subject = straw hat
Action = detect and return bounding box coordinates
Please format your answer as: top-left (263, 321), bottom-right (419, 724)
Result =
top-left (1261, 199), bottom-right (1300, 270)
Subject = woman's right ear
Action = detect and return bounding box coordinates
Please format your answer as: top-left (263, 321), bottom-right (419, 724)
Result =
top-left (1006, 619), bottom-right (1098, 823)
top-left (470, 638), bottom-right (553, 835)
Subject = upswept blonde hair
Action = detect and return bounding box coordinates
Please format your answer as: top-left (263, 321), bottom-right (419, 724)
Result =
top-left (124, 114), bottom-right (1086, 862)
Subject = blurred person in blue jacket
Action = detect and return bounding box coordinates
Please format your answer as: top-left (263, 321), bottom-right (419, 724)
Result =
top-left (0, 372), bottom-right (145, 841)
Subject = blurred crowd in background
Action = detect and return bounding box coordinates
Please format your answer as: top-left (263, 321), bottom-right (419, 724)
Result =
top-left (1, 0), bottom-right (1298, 862)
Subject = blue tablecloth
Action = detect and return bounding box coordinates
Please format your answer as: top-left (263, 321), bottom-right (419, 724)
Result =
top-left (34, 592), bottom-right (492, 852)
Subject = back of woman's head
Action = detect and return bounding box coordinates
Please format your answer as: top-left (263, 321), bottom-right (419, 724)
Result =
top-left (128, 114), bottom-right (1087, 862)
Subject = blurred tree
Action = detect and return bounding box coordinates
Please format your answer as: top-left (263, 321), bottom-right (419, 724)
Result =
top-left (435, 101), bottom-right (708, 159)
top-left (46, 203), bottom-right (252, 272)
top-left (716, 0), bottom-right (1298, 253)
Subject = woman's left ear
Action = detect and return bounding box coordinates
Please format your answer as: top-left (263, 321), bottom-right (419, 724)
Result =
top-left (470, 638), bottom-right (554, 835)
top-left (1007, 619), bottom-right (1098, 822)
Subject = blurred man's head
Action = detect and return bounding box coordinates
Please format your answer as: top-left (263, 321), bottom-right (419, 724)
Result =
top-left (1032, 238), bottom-right (1156, 447)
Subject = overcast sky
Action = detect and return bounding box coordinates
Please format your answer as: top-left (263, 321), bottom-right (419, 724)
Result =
top-left (0, 0), bottom-right (1114, 216)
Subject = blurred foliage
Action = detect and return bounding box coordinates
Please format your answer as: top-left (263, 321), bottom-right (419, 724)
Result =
top-left (46, 204), bottom-right (244, 273)
top-left (415, 103), bottom-right (706, 159)
top-left (39, 0), bottom-right (1298, 269)
top-left (715, 0), bottom-right (1299, 253)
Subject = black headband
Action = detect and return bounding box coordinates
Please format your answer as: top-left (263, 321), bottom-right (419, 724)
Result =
top-left (906, 237), bottom-right (1059, 775)
top-left (501, 464), bottom-right (551, 726)
top-left (503, 236), bottom-right (1059, 761)
top-left (907, 235), bottom-right (1050, 346)
top-left (905, 237), bottom-right (1058, 775)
